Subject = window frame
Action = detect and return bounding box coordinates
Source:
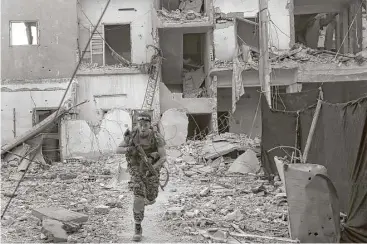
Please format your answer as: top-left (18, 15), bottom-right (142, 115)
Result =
top-left (101, 22), bottom-right (132, 65)
top-left (9, 20), bottom-right (40, 47)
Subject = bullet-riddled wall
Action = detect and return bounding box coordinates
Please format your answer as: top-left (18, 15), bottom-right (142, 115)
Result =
top-left (1, 0), bottom-right (78, 80)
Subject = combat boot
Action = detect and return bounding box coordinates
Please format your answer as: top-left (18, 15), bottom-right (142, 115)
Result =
top-left (132, 223), bottom-right (142, 242)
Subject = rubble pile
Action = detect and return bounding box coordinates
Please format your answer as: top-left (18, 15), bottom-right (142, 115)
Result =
top-left (158, 8), bottom-right (209, 23)
top-left (163, 134), bottom-right (291, 243)
top-left (79, 62), bottom-right (148, 73)
top-left (214, 60), bottom-right (234, 69)
top-left (0, 155), bottom-right (131, 243)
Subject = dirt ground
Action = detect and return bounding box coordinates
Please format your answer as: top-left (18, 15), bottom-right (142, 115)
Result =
top-left (1, 151), bottom-right (289, 243)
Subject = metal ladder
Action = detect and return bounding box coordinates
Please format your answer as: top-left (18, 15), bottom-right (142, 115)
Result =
top-left (141, 45), bottom-right (163, 110)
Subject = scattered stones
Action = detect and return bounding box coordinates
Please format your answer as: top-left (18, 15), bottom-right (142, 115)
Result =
top-left (58, 173), bottom-right (78, 180)
top-left (62, 222), bottom-right (82, 234)
top-left (42, 218), bottom-right (68, 243)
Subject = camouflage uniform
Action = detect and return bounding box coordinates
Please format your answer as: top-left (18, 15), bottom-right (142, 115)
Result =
top-left (125, 127), bottom-right (165, 223)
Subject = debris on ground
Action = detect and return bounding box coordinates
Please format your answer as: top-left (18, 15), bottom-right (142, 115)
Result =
top-left (1, 133), bottom-right (292, 243)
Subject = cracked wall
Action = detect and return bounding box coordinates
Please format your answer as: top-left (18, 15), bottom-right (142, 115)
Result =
top-left (1, 79), bottom-right (75, 145)
top-left (61, 109), bottom-right (132, 158)
top-left (75, 74), bottom-right (157, 123)
top-left (1, 0), bottom-right (78, 80)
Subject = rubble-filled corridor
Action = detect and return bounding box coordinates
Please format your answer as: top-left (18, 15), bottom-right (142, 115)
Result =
top-left (1, 133), bottom-right (294, 243)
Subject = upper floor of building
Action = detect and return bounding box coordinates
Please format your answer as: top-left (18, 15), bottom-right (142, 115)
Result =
top-left (2, 0), bottom-right (366, 81)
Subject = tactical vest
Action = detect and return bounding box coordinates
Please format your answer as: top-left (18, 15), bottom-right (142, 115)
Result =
top-left (126, 128), bottom-right (159, 169)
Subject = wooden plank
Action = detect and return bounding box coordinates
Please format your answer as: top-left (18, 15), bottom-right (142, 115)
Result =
top-left (340, 7), bottom-right (349, 54)
top-left (1, 107), bottom-right (67, 156)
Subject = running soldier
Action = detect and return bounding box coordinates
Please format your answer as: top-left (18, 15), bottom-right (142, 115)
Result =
top-left (116, 112), bottom-right (166, 242)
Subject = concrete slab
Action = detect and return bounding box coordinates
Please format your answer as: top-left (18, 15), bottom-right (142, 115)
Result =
top-left (42, 218), bottom-right (68, 243)
top-left (32, 207), bottom-right (89, 223)
top-left (159, 109), bottom-right (188, 147)
top-left (228, 149), bottom-right (260, 174)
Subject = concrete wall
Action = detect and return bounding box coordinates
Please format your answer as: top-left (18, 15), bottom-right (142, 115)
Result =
top-left (216, 68), bottom-right (296, 87)
top-left (1, 0), bottom-right (78, 80)
top-left (61, 109), bottom-right (132, 158)
top-left (75, 74), bottom-right (154, 124)
top-left (217, 87), bottom-right (261, 137)
top-left (214, 0), bottom-right (291, 50)
top-left (214, 23), bottom-right (236, 61)
top-left (160, 82), bottom-right (215, 114)
top-left (1, 79), bottom-right (73, 145)
top-left (78, 0), bottom-right (155, 64)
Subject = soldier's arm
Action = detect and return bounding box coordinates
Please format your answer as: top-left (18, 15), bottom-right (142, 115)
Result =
top-left (116, 140), bottom-right (131, 154)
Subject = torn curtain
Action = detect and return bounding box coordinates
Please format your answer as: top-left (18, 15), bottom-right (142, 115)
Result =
top-left (261, 93), bottom-right (367, 242)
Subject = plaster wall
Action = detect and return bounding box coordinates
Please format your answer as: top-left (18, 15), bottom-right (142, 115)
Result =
top-left (75, 74), bottom-right (154, 123)
top-left (160, 82), bottom-right (215, 114)
top-left (1, 0), bottom-right (78, 80)
top-left (214, 23), bottom-right (236, 61)
top-left (61, 109), bottom-right (132, 158)
top-left (78, 0), bottom-right (155, 64)
top-left (1, 80), bottom-right (73, 145)
top-left (215, 0), bottom-right (291, 50)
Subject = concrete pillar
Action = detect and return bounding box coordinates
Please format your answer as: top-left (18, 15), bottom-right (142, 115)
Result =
top-left (268, 0), bottom-right (292, 50)
top-left (210, 75), bottom-right (219, 134)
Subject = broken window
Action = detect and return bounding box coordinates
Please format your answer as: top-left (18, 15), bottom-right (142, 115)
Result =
top-left (187, 113), bottom-right (211, 140)
top-left (10, 21), bottom-right (38, 46)
top-left (182, 33), bottom-right (207, 97)
top-left (89, 24), bottom-right (131, 66)
top-left (104, 24), bottom-right (131, 65)
top-left (217, 111), bottom-right (230, 134)
top-left (295, 13), bottom-right (338, 51)
top-left (33, 109), bottom-right (60, 163)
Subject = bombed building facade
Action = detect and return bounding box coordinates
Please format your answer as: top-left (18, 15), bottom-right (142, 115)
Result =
top-left (2, 0), bottom-right (367, 160)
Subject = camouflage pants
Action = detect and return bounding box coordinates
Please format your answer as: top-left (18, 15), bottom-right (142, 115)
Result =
top-left (128, 165), bottom-right (160, 223)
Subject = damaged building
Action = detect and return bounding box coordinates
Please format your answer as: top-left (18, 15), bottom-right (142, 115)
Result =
top-left (2, 0), bottom-right (367, 160)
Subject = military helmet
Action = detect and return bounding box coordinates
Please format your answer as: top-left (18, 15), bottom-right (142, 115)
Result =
top-left (137, 112), bottom-right (152, 122)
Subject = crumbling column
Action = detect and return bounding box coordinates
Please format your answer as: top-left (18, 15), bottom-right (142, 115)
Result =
top-left (210, 76), bottom-right (219, 134)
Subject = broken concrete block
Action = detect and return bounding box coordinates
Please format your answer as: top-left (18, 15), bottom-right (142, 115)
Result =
top-left (32, 207), bottom-right (89, 223)
top-left (4, 143), bottom-right (31, 167)
top-left (94, 205), bottom-right (110, 214)
top-left (202, 141), bottom-right (240, 160)
top-left (228, 149), bottom-right (260, 174)
top-left (225, 209), bottom-right (244, 222)
top-left (208, 229), bottom-right (228, 243)
top-left (159, 109), bottom-right (188, 147)
top-left (59, 173), bottom-right (78, 180)
top-left (199, 187), bottom-right (210, 197)
top-left (42, 219), bottom-right (68, 243)
top-left (165, 206), bottom-right (185, 218)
